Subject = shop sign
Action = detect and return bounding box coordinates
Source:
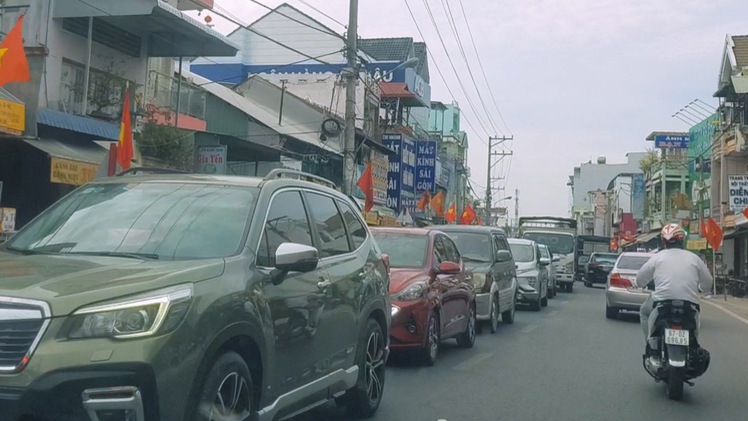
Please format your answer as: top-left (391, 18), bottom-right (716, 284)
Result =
top-left (371, 149), bottom-right (388, 205)
top-left (381, 133), bottom-right (416, 212)
top-left (0, 98), bottom-right (25, 135)
top-left (195, 146), bottom-right (227, 174)
top-left (50, 158), bottom-right (99, 186)
top-left (415, 139), bottom-right (437, 193)
top-left (655, 134), bottom-right (689, 149)
top-left (687, 238), bottom-right (707, 251)
top-left (0, 207), bottom-right (16, 233)
top-left (728, 175), bottom-right (748, 213)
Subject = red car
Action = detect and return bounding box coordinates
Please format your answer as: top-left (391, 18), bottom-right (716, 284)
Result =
top-left (371, 227), bottom-right (476, 365)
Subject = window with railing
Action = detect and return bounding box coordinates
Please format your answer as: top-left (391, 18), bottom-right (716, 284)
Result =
top-left (148, 71), bottom-right (206, 120)
top-left (60, 60), bottom-right (133, 120)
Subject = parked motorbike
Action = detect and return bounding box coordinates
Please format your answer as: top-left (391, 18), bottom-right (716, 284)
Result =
top-left (642, 294), bottom-right (711, 400)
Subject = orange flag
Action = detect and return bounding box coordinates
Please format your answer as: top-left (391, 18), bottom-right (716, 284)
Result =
top-left (356, 162), bottom-right (374, 213)
top-left (460, 204), bottom-right (476, 225)
top-left (416, 190), bottom-right (431, 211)
top-left (0, 14), bottom-right (31, 88)
top-left (445, 202), bottom-right (457, 223)
top-left (117, 90), bottom-right (134, 170)
top-left (431, 191), bottom-right (445, 217)
top-left (706, 217), bottom-right (723, 251)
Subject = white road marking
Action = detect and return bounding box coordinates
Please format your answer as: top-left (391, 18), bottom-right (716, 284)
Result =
top-left (547, 310), bottom-right (559, 317)
top-left (520, 324), bottom-right (538, 334)
top-left (453, 352), bottom-right (493, 371)
top-left (702, 299), bottom-right (748, 326)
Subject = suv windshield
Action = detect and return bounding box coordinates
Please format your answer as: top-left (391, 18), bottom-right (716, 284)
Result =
top-left (372, 233), bottom-right (428, 269)
top-left (6, 182), bottom-right (255, 260)
top-left (444, 232), bottom-right (492, 263)
top-left (509, 243), bottom-right (535, 262)
top-left (523, 232), bottom-right (574, 255)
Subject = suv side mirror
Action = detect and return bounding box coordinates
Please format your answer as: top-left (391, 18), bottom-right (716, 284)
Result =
top-left (272, 243), bottom-right (319, 284)
top-left (539, 257), bottom-right (551, 266)
top-left (496, 250), bottom-right (512, 263)
top-left (436, 261), bottom-right (461, 274)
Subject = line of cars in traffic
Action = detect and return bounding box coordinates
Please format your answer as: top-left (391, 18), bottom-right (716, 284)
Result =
top-left (371, 225), bottom-right (562, 366)
top-left (0, 168), bottom-right (562, 421)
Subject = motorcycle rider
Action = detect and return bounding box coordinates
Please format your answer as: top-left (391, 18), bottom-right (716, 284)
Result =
top-left (635, 223), bottom-right (713, 363)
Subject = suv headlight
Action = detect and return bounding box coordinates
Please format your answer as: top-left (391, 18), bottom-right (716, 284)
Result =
top-left (519, 276), bottom-right (537, 288)
top-left (391, 282), bottom-right (427, 301)
top-left (68, 285), bottom-right (193, 339)
top-left (472, 273), bottom-right (487, 290)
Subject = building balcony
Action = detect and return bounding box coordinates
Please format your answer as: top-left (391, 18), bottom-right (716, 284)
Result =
top-left (144, 71), bottom-right (207, 130)
top-left (53, 0), bottom-right (239, 57)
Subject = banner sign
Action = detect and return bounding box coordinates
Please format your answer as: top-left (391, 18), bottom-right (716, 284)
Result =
top-left (728, 175), bottom-right (748, 213)
top-left (382, 133), bottom-right (416, 212)
top-left (655, 134), bottom-right (689, 149)
top-left (415, 139), bottom-right (437, 193)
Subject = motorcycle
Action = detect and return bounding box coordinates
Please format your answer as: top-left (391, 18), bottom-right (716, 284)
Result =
top-left (642, 294), bottom-right (711, 401)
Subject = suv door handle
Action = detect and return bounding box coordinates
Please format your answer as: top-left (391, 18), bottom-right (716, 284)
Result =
top-left (317, 279), bottom-right (332, 290)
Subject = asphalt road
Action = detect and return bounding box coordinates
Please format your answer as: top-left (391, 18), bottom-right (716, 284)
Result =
top-left (292, 283), bottom-right (748, 421)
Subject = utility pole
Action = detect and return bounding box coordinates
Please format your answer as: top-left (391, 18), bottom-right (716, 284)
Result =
top-left (484, 136), bottom-right (513, 224)
top-left (342, 0), bottom-right (359, 195)
top-left (514, 188), bottom-right (519, 236)
top-left (661, 149), bottom-right (667, 224)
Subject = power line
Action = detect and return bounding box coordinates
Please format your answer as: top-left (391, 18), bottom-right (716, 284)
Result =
top-left (401, 0), bottom-right (489, 144)
top-left (296, 0), bottom-right (346, 28)
top-left (440, 0), bottom-right (503, 136)
top-left (228, 0), bottom-right (344, 39)
top-left (457, 0), bottom-right (512, 135)
top-left (416, 0), bottom-right (494, 139)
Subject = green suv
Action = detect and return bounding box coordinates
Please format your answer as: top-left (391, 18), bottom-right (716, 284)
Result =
top-left (0, 169), bottom-right (391, 421)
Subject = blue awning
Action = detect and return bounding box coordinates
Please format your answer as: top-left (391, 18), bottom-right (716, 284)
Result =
top-left (36, 108), bottom-right (120, 141)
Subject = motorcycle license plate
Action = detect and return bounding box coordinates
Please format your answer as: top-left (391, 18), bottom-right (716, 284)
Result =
top-left (664, 329), bottom-right (689, 346)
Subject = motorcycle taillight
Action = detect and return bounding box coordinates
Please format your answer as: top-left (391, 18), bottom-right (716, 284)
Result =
top-left (669, 325), bottom-right (683, 330)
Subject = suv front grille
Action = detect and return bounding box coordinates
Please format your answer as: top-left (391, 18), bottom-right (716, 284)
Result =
top-left (0, 298), bottom-right (50, 373)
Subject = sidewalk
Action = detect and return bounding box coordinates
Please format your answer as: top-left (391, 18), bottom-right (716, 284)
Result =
top-left (702, 294), bottom-right (748, 324)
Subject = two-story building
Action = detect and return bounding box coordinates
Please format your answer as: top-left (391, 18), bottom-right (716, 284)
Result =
top-left (711, 34), bottom-right (748, 275)
top-left (0, 0), bottom-right (238, 226)
top-left (189, 3), bottom-right (436, 217)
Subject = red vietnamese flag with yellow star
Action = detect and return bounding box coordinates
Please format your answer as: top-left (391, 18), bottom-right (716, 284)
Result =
top-left (445, 202), bottom-right (457, 223)
top-left (431, 191), bottom-right (445, 217)
top-left (460, 204), bottom-right (476, 225)
top-left (117, 91), bottom-right (134, 170)
top-left (0, 14), bottom-right (31, 88)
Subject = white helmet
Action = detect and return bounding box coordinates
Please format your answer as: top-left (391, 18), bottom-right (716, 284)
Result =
top-left (661, 223), bottom-right (686, 243)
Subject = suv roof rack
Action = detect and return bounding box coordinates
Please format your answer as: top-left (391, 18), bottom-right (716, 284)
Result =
top-left (264, 169), bottom-right (338, 190)
top-left (116, 167), bottom-right (190, 176)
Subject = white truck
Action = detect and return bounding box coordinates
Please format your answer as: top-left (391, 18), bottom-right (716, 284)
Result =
top-left (518, 217), bottom-right (578, 293)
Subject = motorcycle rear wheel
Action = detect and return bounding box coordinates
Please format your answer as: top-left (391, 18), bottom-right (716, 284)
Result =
top-left (666, 366), bottom-right (685, 401)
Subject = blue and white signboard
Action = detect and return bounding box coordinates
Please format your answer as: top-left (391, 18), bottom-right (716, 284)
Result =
top-left (415, 140), bottom-right (437, 193)
top-left (655, 134), bottom-right (690, 149)
top-left (632, 173), bottom-right (646, 220)
top-left (382, 133), bottom-right (416, 212)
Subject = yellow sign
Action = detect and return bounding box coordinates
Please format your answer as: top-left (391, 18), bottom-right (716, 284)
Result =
top-left (365, 212), bottom-right (380, 226)
top-left (0, 98), bottom-right (25, 135)
top-left (687, 238), bottom-right (708, 250)
top-left (50, 158), bottom-right (99, 186)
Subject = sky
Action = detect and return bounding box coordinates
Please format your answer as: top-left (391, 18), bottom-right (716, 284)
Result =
top-left (194, 0), bottom-right (748, 218)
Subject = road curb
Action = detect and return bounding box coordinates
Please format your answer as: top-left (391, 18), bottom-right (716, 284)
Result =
top-left (702, 299), bottom-right (748, 326)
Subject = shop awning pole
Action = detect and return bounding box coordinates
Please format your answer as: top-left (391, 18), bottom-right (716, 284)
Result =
top-left (81, 16), bottom-right (93, 115)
